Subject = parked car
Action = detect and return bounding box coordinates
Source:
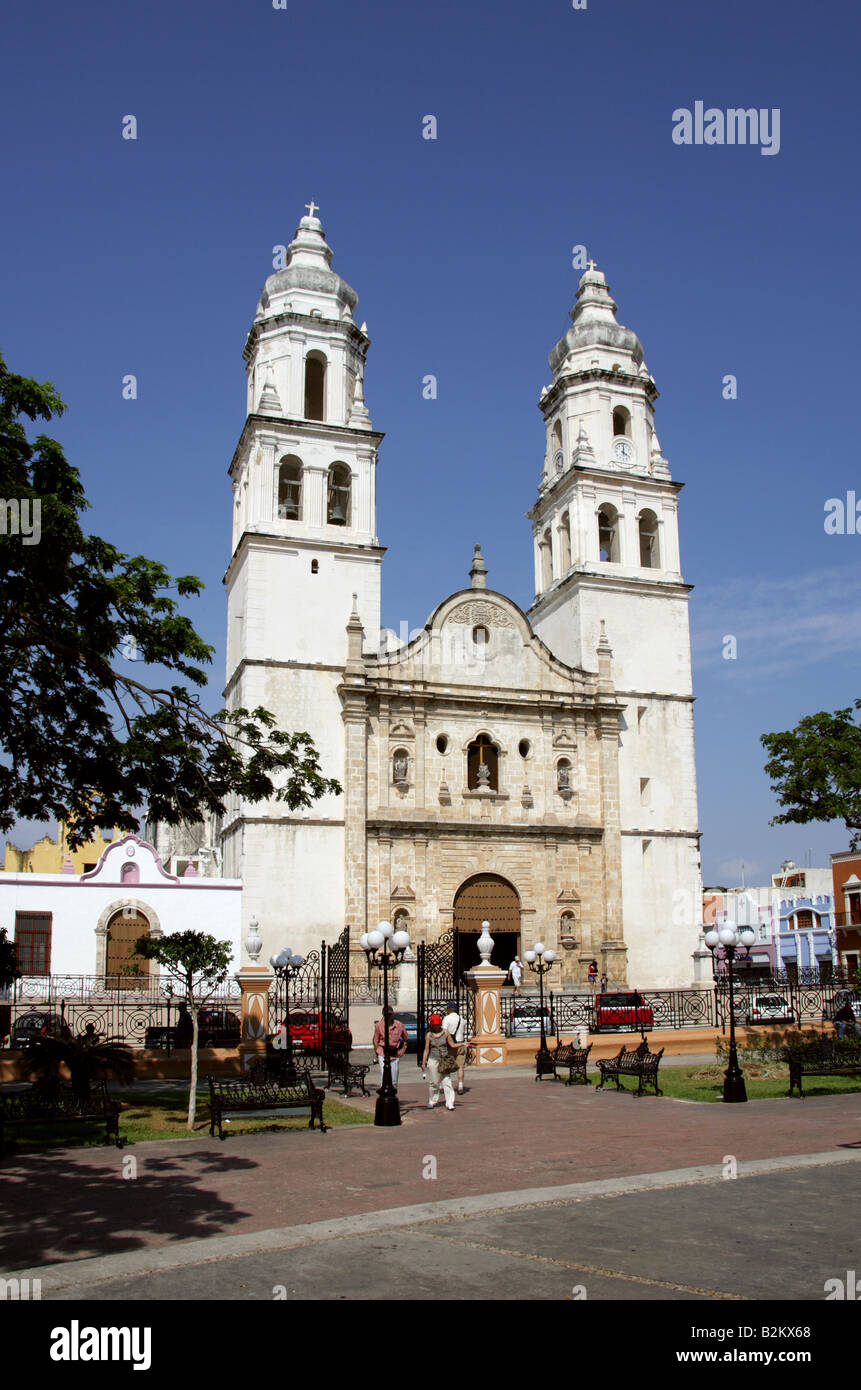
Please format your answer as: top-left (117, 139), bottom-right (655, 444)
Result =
top-left (144, 1006), bottom-right (242, 1049)
top-left (10, 1010), bottom-right (73, 1048)
top-left (393, 1011), bottom-right (418, 1052)
top-left (275, 1011), bottom-right (352, 1054)
top-left (507, 1003), bottom-right (553, 1038)
top-left (745, 993), bottom-right (794, 1025)
top-left (592, 991), bottom-right (654, 1034)
top-left (822, 989), bottom-right (861, 1023)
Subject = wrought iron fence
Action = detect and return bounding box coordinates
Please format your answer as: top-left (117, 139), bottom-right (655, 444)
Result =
top-left (712, 979), bottom-right (853, 1031)
top-left (550, 989), bottom-right (717, 1034)
top-left (5, 974), bottom-right (241, 1049)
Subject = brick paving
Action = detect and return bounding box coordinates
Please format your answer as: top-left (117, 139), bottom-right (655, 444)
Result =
top-left (2, 1071), bottom-right (860, 1272)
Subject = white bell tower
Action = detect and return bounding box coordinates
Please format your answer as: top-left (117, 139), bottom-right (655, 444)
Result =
top-left (528, 264), bottom-right (701, 987)
top-left (222, 205), bottom-right (384, 959)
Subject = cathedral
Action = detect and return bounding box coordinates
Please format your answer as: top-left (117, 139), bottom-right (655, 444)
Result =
top-left (218, 207), bottom-right (702, 989)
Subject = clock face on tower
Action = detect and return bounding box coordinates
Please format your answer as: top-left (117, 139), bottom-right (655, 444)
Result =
top-left (613, 439), bottom-right (633, 463)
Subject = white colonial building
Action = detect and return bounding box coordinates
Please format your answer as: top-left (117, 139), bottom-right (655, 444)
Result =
top-left (219, 210), bottom-right (702, 988)
top-left (0, 834), bottom-right (242, 978)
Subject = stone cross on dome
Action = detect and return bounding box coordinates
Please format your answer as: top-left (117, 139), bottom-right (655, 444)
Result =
top-left (586, 258), bottom-right (598, 271)
top-left (305, 200), bottom-right (320, 218)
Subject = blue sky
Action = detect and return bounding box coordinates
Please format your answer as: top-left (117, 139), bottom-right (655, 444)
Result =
top-left (2, 0), bottom-right (859, 885)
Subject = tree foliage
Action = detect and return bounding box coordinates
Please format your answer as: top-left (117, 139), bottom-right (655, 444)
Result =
top-left (134, 930), bottom-right (234, 1129)
top-left (18, 1033), bottom-right (136, 1100)
top-left (0, 927), bottom-right (20, 991)
top-left (0, 356), bottom-right (341, 848)
top-left (761, 702), bottom-right (861, 850)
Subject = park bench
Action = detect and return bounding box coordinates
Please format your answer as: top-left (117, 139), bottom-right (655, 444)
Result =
top-left (0, 1080), bottom-right (122, 1153)
top-left (325, 1045), bottom-right (370, 1097)
top-left (536, 1040), bottom-right (592, 1085)
top-left (597, 1041), bottom-right (664, 1097)
top-left (207, 1072), bottom-right (327, 1139)
top-left (783, 1041), bottom-right (861, 1098)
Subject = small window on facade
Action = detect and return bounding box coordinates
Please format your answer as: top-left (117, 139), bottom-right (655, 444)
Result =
top-left (304, 353), bottom-right (326, 420)
top-left (598, 506), bottom-right (619, 563)
top-left (638, 509), bottom-right (660, 568)
top-left (612, 406), bottom-right (631, 437)
top-left (472, 625), bottom-right (489, 650)
top-left (14, 911), bottom-right (52, 975)
top-left (640, 777), bottom-right (650, 806)
top-left (794, 910), bottom-right (813, 931)
top-left (327, 464), bottom-right (351, 525)
top-left (436, 734), bottom-right (449, 754)
top-left (392, 749), bottom-right (409, 786)
top-left (467, 735), bottom-right (499, 791)
top-left (311, 559), bottom-right (319, 574)
top-left (278, 458), bottom-right (302, 520)
top-left (518, 739), bottom-right (530, 758)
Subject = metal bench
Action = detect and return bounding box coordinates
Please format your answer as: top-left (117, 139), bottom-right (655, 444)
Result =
top-left (598, 1041), bottom-right (664, 1097)
top-left (325, 1046), bottom-right (370, 1097)
top-left (207, 1072), bottom-right (327, 1139)
top-left (537, 1040), bottom-right (592, 1085)
top-left (783, 1042), bottom-right (861, 1098)
top-left (0, 1080), bottom-right (122, 1153)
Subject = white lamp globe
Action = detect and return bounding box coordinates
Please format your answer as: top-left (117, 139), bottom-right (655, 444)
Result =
top-left (366, 930), bottom-right (384, 950)
top-left (291, 954), bottom-right (305, 968)
top-left (524, 950), bottom-right (536, 964)
top-left (544, 948), bottom-right (557, 963)
top-left (739, 927), bottom-right (756, 948)
top-left (703, 929), bottom-right (719, 950)
top-left (719, 926), bottom-right (737, 947)
top-left (269, 954), bottom-right (279, 968)
top-left (534, 941), bottom-right (546, 955)
top-left (359, 933), bottom-right (370, 952)
top-left (277, 948), bottom-right (293, 966)
top-left (377, 920), bottom-right (394, 939)
top-left (392, 930), bottom-right (410, 951)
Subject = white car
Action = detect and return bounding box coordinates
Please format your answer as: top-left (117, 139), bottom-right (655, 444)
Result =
top-left (746, 994), bottom-right (794, 1025)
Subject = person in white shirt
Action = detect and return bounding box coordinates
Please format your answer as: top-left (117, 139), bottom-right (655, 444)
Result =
top-left (442, 1000), bottom-right (467, 1093)
top-left (508, 956), bottom-right (523, 995)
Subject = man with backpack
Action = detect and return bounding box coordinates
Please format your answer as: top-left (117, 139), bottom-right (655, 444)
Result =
top-left (442, 999), bottom-right (468, 1094)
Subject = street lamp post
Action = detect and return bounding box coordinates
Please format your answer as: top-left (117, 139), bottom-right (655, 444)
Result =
top-left (523, 940), bottom-right (556, 1074)
top-left (704, 920), bottom-right (756, 1104)
top-left (269, 947), bottom-right (306, 1074)
top-left (361, 920), bottom-right (411, 1127)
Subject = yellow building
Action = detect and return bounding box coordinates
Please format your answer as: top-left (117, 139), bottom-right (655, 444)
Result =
top-left (3, 822), bottom-right (122, 875)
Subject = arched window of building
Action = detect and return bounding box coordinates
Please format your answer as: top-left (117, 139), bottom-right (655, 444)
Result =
top-left (327, 463), bottom-right (351, 525)
top-left (794, 910), bottom-right (814, 931)
top-left (467, 734), bottom-right (499, 791)
top-left (612, 406), bottom-right (631, 437)
top-left (541, 528), bottom-right (553, 588)
top-left (552, 419), bottom-right (563, 452)
top-left (392, 749), bottom-right (409, 786)
top-left (598, 505), bottom-right (620, 562)
top-left (638, 509), bottom-right (659, 568)
top-left (560, 512), bottom-right (571, 573)
top-left (277, 456), bottom-right (302, 520)
top-left (304, 352), bottom-right (326, 421)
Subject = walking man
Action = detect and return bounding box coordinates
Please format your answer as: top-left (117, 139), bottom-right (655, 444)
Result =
top-left (442, 999), bottom-right (468, 1094)
top-left (508, 956), bottom-right (523, 996)
top-left (372, 1006), bottom-right (408, 1087)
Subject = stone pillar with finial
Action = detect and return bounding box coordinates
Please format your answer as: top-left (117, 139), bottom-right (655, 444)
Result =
top-left (463, 920), bottom-right (509, 1065)
top-left (469, 544), bottom-right (487, 589)
top-left (593, 621), bottom-right (628, 986)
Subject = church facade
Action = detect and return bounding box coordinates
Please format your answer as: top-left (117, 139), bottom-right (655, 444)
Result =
top-left (219, 209), bottom-right (702, 989)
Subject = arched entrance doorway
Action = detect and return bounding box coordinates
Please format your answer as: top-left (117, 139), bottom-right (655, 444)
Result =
top-left (105, 909), bottom-right (150, 984)
top-left (453, 874), bottom-right (520, 977)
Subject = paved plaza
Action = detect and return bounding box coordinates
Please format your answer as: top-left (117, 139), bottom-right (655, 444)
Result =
top-left (3, 1065), bottom-right (861, 1301)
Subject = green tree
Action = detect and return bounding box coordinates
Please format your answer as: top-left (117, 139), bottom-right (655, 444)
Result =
top-left (0, 355), bottom-right (341, 848)
top-left (0, 927), bottom-right (20, 991)
top-left (134, 930), bottom-right (233, 1129)
top-left (761, 702), bottom-right (861, 849)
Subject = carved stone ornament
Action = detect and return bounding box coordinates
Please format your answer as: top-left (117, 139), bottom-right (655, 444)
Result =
top-left (448, 601), bottom-right (514, 628)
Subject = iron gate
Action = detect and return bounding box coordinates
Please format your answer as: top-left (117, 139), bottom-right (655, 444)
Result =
top-left (322, 924), bottom-right (350, 1054)
top-left (266, 926), bottom-right (350, 1058)
top-left (416, 927), bottom-right (475, 1065)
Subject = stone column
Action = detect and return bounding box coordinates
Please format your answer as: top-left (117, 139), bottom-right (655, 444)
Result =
top-left (236, 966), bottom-right (273, 1071)
top-left (464, 962), bottom-right (508, 1065)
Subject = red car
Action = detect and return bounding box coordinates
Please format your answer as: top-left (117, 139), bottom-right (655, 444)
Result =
top-left (275, 1011), bottom-right (351, 1053)
top-left (592, 991), bottom-right (654, 1034)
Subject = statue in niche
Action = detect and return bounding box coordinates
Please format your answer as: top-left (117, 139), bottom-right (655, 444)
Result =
top-left (476, 762), bottom-right (491, 788)
top-left (393, 752), bottom-right (409, 784)
top-left (557, 763), bottom-right (571, 791)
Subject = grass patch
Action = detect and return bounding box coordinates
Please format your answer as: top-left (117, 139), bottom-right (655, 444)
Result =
top-left (589, 1065), bottom-right (861, 1103)
top-left (1, 1087), bottom-right (373, 1154)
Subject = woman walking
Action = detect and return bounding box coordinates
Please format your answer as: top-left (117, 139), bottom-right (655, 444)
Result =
top-left (422, 1013), bottom-right (458, 1110)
